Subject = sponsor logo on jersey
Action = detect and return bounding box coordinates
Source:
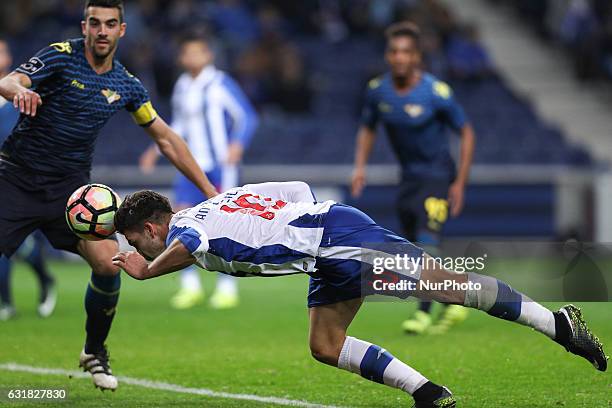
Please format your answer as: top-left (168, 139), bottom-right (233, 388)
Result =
top-left (71, 79), bottom-right (85, 90)
top-left (404, 104), bottom-right (423, 118)
top-left (101, 89), bottom-right (121, 104)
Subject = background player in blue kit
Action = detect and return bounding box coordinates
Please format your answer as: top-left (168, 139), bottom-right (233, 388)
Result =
top-left (140, 33), bottom-right (258, 310)
top-left (351, 22), bottom-right (476, 335)
top-left (0, 37), bottom-right (56, 321)
top-left (0, 0), bottom-right (217, 391)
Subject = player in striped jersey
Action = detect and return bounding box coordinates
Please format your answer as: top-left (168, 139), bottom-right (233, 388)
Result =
top-left (112, 181), bottom-right (607, 408)
top-left (140, 32), bottom-right (258, 310)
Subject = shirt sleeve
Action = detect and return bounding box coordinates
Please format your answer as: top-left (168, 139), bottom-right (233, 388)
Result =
top-left (125, 73), bottom-right (158, 127)
top-left (218, 74), bottom-right (258, 148)
top-left (360, 78), bottom-right (381, 130)
top-left (165, 218), bottom-right (209, 260)
top-left (432, 80), bottom-right (468, 132)
top-left (243, 181), bottom-right (317, 203)
top-left (14, 42), bottom-right (72, 88)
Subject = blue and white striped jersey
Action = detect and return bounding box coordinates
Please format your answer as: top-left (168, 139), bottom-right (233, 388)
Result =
top-left (165, 182), bottom-right (335, 276)
top-left (170, 65), bottom-right (257, 173)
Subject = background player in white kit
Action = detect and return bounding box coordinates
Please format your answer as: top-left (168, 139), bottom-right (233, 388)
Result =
top-left (140, 32), bottom-right (258, 310)
top-left (112, 181), bottom-right (607, 408)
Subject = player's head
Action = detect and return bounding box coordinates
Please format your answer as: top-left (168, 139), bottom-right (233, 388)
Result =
top-left (114, 190), bottom-right (174, 261)
top-left (178, 32), bottom-right (214, 76)
top-left (0, 37), bottom-right (12, 76)
top-left (384, 21), bottom-right (422, 79)
top-left (82, 0), bottom-right (126, 60)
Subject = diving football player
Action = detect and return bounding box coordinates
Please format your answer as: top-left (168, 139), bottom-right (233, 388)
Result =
top-left (112, 181), bottom-right (607, 408)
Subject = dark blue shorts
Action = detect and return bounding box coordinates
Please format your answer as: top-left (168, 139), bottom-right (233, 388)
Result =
top-left (308, 204), bottom-right (423, 308)
top-left (397, 178), bottom-right (450, 245)
top-left (0, 159), bottom-right (88, 257)
top-left (173, 167), bottom-right (222, 206)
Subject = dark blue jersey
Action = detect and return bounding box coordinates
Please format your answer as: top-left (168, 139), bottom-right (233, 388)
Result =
top-left (361, 72), bottom-right (467, 181)
top-left (1, 39), bottom-right (157, 175)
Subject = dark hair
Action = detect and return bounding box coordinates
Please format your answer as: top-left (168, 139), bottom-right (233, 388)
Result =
top-left (385, 21), bottom-right (421, 48)
top-left (114, 190), bottom-right (173, 233)
top-left (178, 29), bottom-right (210, 48)
top-left (84, 0), bottom-right (124, 23)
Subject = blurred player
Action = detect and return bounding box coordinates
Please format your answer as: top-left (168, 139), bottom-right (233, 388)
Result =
top-left (140, 33), bottom-right (257, 310)
top-left (0, 0), bottom-right (216, 391)
top-left (351, 22), bottom-right (476, 335)
top-left (112, 182), bottom-right (607, 408)
top-left (0, 38), bottom-right (56, 320)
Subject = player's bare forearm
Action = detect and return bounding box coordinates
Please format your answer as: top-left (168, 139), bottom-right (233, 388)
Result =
top-left (112, 240), bottom-right (197, 280)
top-left (351, 126), bottom-right (377, 197)
top-left (448, 124), bottom-right (475, 217)
top-left (0, 72), bottom-right (41, 116)
top-left (353, 126), bottom-right (377, 170)
top-left (0, 72), bottom-right (31, 100)
top-left (455, 124), bottom-right (475, 186)
top-left (145, 118), bottom-right (218, 198)
top-left (147, 239), bottom-right (197, 279)
top-left (139, 143), bottom-right (161, 174)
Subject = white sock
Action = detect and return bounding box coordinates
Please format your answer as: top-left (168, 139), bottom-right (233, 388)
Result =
top-left (464, 273), bottom-right (556, 338)
top-left (215, 273), bottom-right (237, 296)
top-left (180, 266), bottom-right (202, 291)
top-left (517, 296), bottom-right (556, 338)
top-left (338, 336), bottom-right (428, 394)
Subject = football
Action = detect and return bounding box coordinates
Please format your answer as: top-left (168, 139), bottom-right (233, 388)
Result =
top-left (65, 184), bottom-right (121, 241)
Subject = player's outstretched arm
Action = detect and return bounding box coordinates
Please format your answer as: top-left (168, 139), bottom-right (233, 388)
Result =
top-left (0, 72), bottom-right (42, 117)
top-left (112, 239), bottom-right (196, 280)
top-left (144, 117), bottom-right (218, 198)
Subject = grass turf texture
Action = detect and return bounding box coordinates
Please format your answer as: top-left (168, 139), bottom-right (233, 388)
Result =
top-left (1, 260), bottom-right (610, 407)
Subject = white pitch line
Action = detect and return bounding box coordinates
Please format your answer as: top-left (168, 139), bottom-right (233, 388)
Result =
top-left (0, 362), bottom-right (344, 408)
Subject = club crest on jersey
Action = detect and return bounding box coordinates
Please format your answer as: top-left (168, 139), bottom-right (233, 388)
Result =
top-left (101, 89), bottom-right (121, 104)
top-left (404, 104), bottom-right (423, 118)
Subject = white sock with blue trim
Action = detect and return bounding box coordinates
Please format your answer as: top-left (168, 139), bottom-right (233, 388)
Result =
top-left (464, 272), bottom-right (555, 338)
top-left (338, 336), bottom-right (428, 394)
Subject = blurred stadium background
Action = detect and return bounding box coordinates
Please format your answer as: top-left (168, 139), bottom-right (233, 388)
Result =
top-left (1, 1), bottom-right (612, 407)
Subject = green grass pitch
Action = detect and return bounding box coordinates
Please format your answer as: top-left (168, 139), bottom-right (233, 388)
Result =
top-left (0, 261), bottom-right (610, 407)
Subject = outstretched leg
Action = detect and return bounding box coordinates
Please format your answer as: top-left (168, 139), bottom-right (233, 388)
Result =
top-left (309, 298), bottom-right (455, 407)
top-left (77, 239), bottom-right (121, 391)
top-left (415, 254), bottom-right (608, 371)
